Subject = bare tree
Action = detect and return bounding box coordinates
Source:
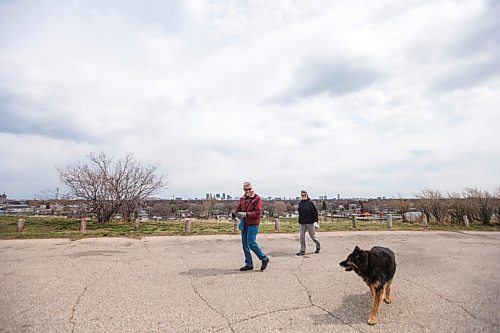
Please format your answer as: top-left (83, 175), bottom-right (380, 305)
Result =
top-left (394, 193), bottom-right (410, 222)
top-left (271, 201), bottom-right (287, 218)
top-left (35, 187), bottom-right (60, 201)
top-left (116, 154), bottom-right (167, 222)
top-left (58, 152), bottom-right (166, 223)
top-left (447, 192), bottom-right (473, 224)
top-left (285, 202), bottom-right (296, 215)
top-left (416, 188), bottom-right (447, 223)
top-left (495, 186), bottom-right (500, 223)
top-left (463, 187), bottom-right (494, 225)
top-left (201, 198), bottom-right (215, 218)
top-left (166, 201), bottom-right (180, 218)
top-left (148, 201), bottom-right (169, 219)
top-left (188, 202), bottom-right (204, 218)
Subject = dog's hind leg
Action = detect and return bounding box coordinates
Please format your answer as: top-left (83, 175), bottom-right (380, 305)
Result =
top-left (368, 285), bottom-right (384, 325)
top-left (383, 279), bottom-right (393, 304)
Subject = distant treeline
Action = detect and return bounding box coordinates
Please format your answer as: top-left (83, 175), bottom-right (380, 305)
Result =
top-left (15, 186), bottom-right (500, 225)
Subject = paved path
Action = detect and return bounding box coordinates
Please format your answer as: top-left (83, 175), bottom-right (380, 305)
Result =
top-left (1, 231), bottom-right (499, 332)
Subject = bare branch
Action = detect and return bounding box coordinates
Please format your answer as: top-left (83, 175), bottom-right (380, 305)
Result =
top-left (58, 152), bottom-right (167, 223)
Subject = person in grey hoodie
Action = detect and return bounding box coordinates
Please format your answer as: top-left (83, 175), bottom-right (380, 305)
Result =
top-left (297, 190), bottom-right (321, 255)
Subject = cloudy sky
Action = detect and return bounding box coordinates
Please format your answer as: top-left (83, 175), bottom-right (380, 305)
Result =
top-left (1, 0), bottom-right (499, 200)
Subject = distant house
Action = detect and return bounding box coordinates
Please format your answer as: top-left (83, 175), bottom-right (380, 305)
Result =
top-left (5, 204), bottom-right (33, 215)
top-left (138, 210), bottom-right (149, 222)
top-left (0, 193), bottom-right (6, 204)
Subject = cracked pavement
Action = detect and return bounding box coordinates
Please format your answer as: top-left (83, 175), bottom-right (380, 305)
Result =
top-left (0, 231), bottom-right (499, 332)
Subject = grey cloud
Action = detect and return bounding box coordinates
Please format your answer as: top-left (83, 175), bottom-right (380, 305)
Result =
top-left (304, 119), bottom-right (328, 130)
top-left (432, 55), bottom-right (500, 92)
top-left (410, 149), bottom-right (432, 158)
top-left (431, 2), bottom-right (500, 92)
top-left (82, 0), bottom-right (183, 33)
top-left (450, 1), bottom-right (500, 57)
top-left (0, 95), bottom-right (94, 143)
top-left (269, 60), bottom-right (381, 104)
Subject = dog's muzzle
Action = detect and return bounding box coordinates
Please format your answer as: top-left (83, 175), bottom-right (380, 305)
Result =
top-left (339, 260), bottom-right (355, 271)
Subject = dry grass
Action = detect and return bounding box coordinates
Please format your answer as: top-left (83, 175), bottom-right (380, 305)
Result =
top-left (1, 216), bottom-right (499, 240)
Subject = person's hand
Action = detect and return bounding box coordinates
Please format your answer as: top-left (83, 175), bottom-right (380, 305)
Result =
top-left (236, 212), bottom-right (247, 219)
top-left (314, 222), bottom-right (319, 229)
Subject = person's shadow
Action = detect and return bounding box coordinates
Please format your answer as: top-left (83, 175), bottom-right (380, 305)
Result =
top-left (179, 268), bottom-right (242, 277)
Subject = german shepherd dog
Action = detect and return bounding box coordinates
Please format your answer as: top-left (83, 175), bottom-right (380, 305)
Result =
top-left (339, 246), bottom-right (396, 325)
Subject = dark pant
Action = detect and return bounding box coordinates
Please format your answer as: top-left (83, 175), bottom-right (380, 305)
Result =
top-left (299, 223), bottom-right (320, 252)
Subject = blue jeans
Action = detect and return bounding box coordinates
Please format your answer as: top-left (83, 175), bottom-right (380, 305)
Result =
top-left (241, 225), bottom-right (267, 268)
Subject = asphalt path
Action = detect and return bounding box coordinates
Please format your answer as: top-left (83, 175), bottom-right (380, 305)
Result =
top-left (1, 231), bottom-right (499, 332)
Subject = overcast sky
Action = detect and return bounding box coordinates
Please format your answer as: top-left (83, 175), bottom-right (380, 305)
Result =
top-left (1, 0), bottom-right (499, 200)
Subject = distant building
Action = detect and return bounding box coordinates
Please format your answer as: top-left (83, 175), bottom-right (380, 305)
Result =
top-left (0, 193), bottom-right (6, 204)
top-left (5, 204), bottom-right (32, 215)
top-left (138, 210), bottom-right (149, 222)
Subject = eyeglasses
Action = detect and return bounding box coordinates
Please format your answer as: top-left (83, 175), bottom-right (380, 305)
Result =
top-left (244, 188), bottom-right (252, 192)
top-left (301, 194), bottom-right (307, 197)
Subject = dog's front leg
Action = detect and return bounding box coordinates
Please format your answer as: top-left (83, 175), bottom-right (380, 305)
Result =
top-left (368, 285), bottom-right (383, 325)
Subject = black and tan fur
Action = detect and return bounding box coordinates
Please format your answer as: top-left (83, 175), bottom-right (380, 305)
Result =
top-left (339, 246), bottom-right (396, 325)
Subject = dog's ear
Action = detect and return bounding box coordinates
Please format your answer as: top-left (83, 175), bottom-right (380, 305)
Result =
top-left (354, 246), bottom-right (360, 251)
